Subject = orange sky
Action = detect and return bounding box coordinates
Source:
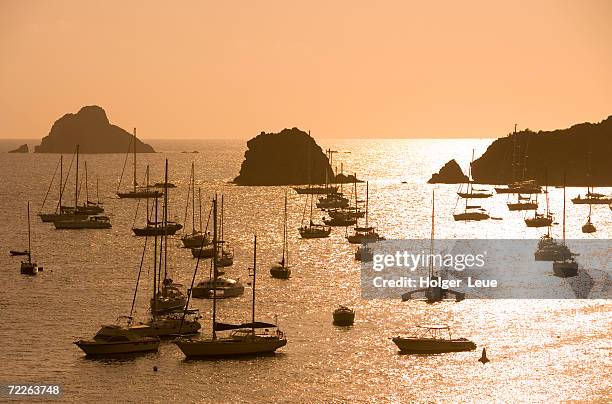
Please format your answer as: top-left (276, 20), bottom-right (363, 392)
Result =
top-left (1, 0), bottom-right (610, 139)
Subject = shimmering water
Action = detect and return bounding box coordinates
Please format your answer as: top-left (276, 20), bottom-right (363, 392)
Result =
top-left (0, 139), bottom-right (610, 403)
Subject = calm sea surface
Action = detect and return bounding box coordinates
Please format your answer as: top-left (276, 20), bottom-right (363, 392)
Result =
top-left (0, 138), bottom-right (610, 403)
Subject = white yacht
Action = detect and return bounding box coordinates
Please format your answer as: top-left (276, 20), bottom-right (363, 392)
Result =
top-left (392, 325), bottom-right (476, 354)
top-left (191, 276), bottom-right (245, 299)
top-left (74, 323), bottom-right (160, 356)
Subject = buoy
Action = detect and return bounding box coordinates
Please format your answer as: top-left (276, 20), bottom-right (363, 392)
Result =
top-left (153, 366), bottom-right (158, 372)
top-left (478, 348), bottom-right (489, 364)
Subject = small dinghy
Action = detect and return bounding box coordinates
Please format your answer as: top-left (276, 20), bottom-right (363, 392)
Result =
top-left (333, 306), bottom-right (355, 326)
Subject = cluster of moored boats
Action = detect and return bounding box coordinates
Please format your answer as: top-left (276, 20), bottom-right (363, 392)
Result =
top-left (13, 133), bottom-right (608, 359)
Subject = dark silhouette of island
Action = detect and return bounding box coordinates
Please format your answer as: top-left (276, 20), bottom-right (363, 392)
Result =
top-left (234, 128), bottom-right (335, 185)
top-left (8, 144), bottom-right (28, 153)
top-left (428, 159), bottom-right (468, 183)
top-left (34, 105), bottom-right (155, 153)
top-left (430, 115), bottom-right (612, 186)
top-left (334, 173), bottom-right (363, 183)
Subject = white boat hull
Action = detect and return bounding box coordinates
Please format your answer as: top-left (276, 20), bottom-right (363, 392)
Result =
top-left (175, 336), bottom-right (286, 357)
top-left (392, 337), bottom-right (476, 354)
top-left (74, 339), bottom-right (160, 355)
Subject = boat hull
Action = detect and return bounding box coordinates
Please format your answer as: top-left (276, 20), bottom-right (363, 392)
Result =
top-left (553, 261), bottom-right (578, 278)
top-left (507, 202), bottom-right (538, 211)
top-left (191, 285), bottom-right (245, 299)
top-left (117, 190), bottom-right (163, 199)
top-left (132, 224), bottom-right (182, 236)
top-left (270, 265), bottom-right (291, 279)
top-left (392, 337), bottom-right (476, 354)
top-left (54, 221), bottom-right (111, 229)
top-left (333, 311), bottom-right (355, 326)
top-left (20, 262), bottom-right (38, 275)
top-left (74, 339), bottom-right (160, 355)
top-left (524, 218), bottom-right (553, 227)
top-left (175, 336), bottom-right (287, 357)
top-left (572, 198), bottom-right (612, 205)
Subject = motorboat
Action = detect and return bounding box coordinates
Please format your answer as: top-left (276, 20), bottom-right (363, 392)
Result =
top-left (332, 306), bottom-right (355, 326)
top-left (534, 238), bottom-right (573, 261)
top-left (323, 213), bottom-right (357, 227)
top-left (54, 214), bottom-right (112, 229)
top-left (74, 323), bottom-right (160, 356)
top-left (10, 249), bottom-right (29, 256)
top-left (174, 234), bottom-right (287, 358)
top-left (191, 276), bottom-right (245, 299)
top-left (327, 206), bottom-right (364, 219)
top-left (215, 245), bottom-right (234, 267)
top-left (507, 194), bottom-right (538, 211)
top-left (582, 218), bottom-right (596, 234)
top-left (392, 325), bottom-right (476, 354)
top-left (572, 191), bottom-right (612, 205)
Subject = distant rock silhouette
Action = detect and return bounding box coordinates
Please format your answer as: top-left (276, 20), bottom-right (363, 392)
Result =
top-left (34, 106), bottom-right (155, 153)
top-left (8, 144), bottom-right (28, 153)
top-left (428, 159), bottom-right (468, 183)
top-left (234, 128), bottom-right (334, 185)
top-left (471, 116), bottom-right (612, 186)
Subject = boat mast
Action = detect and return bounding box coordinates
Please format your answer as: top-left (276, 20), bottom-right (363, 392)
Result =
top-left (27, 201), bottom-right (32, 264)
top-left (212, 196), bottom-right (218, 340)
top-left (198, 188), bottom-right (202, 233)
top-left (152, 196), bottom-right (159, 317)
top-left (85, 162), bottom-right (89, 204)
top-left (96, 177), bottom-right (100, 205)
top-left (354, 173), bottom-right (358, 227)
top-left (365, 181), bottom-right (369, 228)
top-left (133, 128), bottom-right (137, 193)
top-left (283, 191), bottom-right (287, 265)
top-left (251, 235), bottom-right (257, 334)
top-left (191, 162), bottom-right (195, 234)
top-left (59, 155), bottom-right (63, 211)
top-left (74, 144), bottom-right (79, 210)
top-left (429, 190), bottom-right (435, 279)
top-left (562, 173), bottom-right (566, 245)
top-left (163, 159), bottom-right (169, 281)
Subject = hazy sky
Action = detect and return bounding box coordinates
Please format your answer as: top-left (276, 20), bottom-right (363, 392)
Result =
top-left (1, 0), bottom-right (610, 139)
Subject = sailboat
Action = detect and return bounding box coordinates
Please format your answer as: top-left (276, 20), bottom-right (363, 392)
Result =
top-left (182, 163), bottom-right (211, 248)
top-left (299, 191), bottom-right (331, 239)
top-left (214, 196), bottom-right (234, 268)
top-left (347, 181), bottom-right (384, 243)
top-left (453, 154), bottom-right (490, 221)
top-left (495, 125), bottom-right (542, 194)
top-left (117, 128), bottom-right (163, 199)
top-left (271, 191), bottom-right (291, 279)
top-left (132, 163), bottom-right (182, 236)
top-left (456, 151), bottom-right (492, 199)
top-left (64, 162), bottom-right (104, 215)
top-left (324, 172), bottom-right (359, 226)
top-left (39, 152), bottom-right (88, 222)
top-left (507, 193), bottom-right (538, 211)
top-left (174, 234), bottom-right (287, 358)
top-left (553, 176), bottom-right (579, 278)
top-left (572, 148), bottom-right (612, 204)
top-left (54, 145), bottom-right (112, 229)
top-left (20, 202), bottom-right (39, 275)
top-left (402, 190), bottom-right (464, 302)
top-left (192, 196), bottom-right (244, 299)
top-left (524, 176), bottom-right (553, 228)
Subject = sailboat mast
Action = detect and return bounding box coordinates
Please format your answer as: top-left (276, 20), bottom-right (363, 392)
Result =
top-left (191, 162), bottom-right (195, 233)
top-left (212, 196), bottom-right (218, 340)
top-left (75, 145), bottom-right (79, 209)
top-left (96, 177), bottom-right (100, 204)
top-left (152, 197), bottom-right (158, 316)
top-left (252, 235), bottom-right (257, 334)
top-left (133, 128), bottom-right (137, 193)
top-left (198, 188), bottom-right (202, 233)
top-left (85, 162), bottom-right (89, 204)
top-left (283, 191), bottom-right (287, 264)
top-left (354, 173), bottom-right (358, 227)
top-left (365, 181), bottom-right (369, 228)
top-left (163, 159), bottom-right (169, 281)
top-left (146, 166), bottom-right (150, 222)
top-left (430, 190), bottom-right (435, 279)
top-left (27, 201), bottom-right (31, 264)
top-left (59, 155), bottom-right (63, 211)
top-left (563, 173), bottom-right (566, 243)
